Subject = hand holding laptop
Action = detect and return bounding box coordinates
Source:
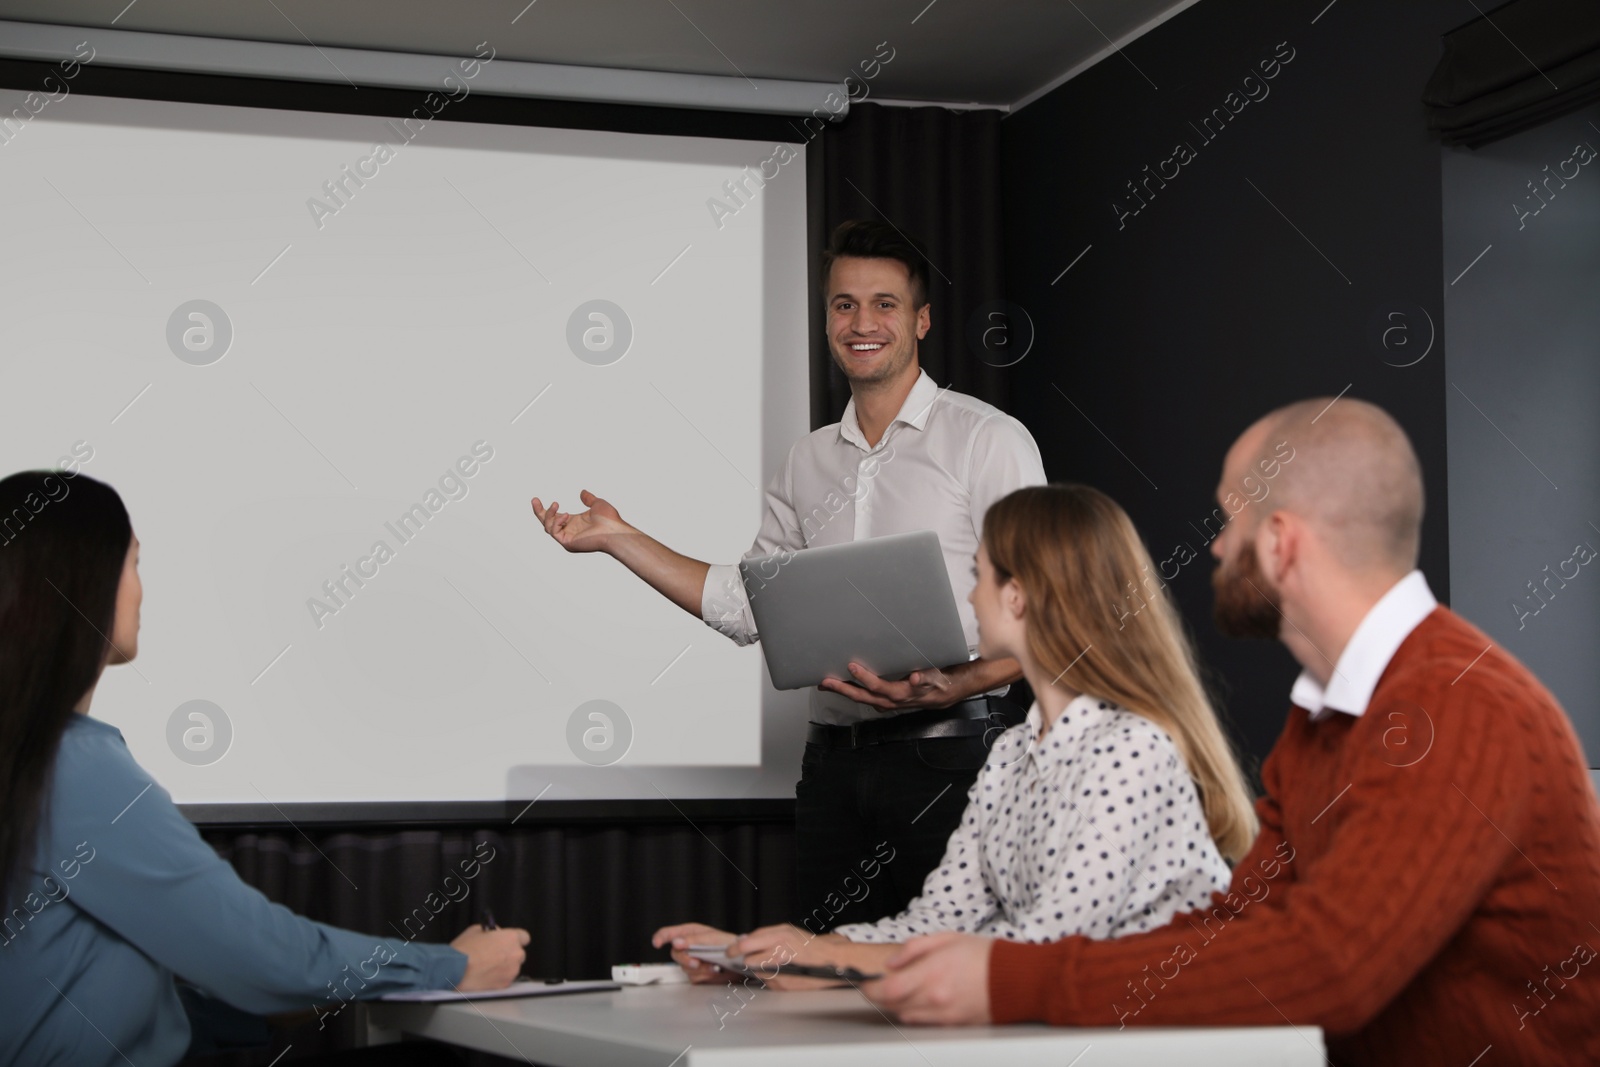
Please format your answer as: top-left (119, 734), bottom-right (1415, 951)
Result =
top-left (817, 659), bottom-right (958, 710)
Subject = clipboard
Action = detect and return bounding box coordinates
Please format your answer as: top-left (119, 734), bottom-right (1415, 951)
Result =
top-left (379, 978), bottom-right (621, 1002)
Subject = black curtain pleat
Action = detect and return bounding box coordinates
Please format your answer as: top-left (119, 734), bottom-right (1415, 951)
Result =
top-left (1422, 0), bottom-right (1600, 147)
top-left (807, 103), bottom-right (1011, 429)
top-left (187, 819), bottom-right (793, 1064)
top-left (204, 822), bottom-right (793, 978)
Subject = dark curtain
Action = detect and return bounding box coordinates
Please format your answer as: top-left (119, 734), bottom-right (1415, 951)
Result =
top-left (806, 103), bottom-right (1012, 429)
top-left (184, 816), bottom-right (794, 1064)
top-left (1423, 0), bottom-right (1600, 147)
top-left (206, 821), bottom-right (794, 976)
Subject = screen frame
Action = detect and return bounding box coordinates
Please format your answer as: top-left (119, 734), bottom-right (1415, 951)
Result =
top-left (2, 56), bottom-right (818, 825)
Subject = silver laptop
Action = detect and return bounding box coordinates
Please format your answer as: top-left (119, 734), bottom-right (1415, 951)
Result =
top-left (739, 530), bottom-right (972, 691)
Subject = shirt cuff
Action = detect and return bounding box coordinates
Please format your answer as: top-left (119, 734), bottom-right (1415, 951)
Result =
top-left (423, 945), bottom-right (470, 991)
top-left (701, 562), bottom-right (757, 646)
top-left (988, 935), bottom-right (1080, 1025)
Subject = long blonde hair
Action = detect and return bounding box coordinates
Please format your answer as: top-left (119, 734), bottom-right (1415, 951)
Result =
top-left (983, 484), bottom-right (1258, 862)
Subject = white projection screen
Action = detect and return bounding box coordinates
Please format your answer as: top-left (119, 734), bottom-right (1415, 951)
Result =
top-left (0, 87), bottom-right (813, 811)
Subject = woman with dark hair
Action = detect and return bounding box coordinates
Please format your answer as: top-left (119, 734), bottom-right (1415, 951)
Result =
top-left (0, 471), bottom-right (529, 1066)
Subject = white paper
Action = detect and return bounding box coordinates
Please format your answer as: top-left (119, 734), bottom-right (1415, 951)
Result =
top-left (379, 979), bottom-right (621, 1002)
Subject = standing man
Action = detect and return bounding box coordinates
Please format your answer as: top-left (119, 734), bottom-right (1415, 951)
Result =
top-left (861, 397), bottom-right (1600, 1066)
top-left (531, 220), bottom-right (1046, 928)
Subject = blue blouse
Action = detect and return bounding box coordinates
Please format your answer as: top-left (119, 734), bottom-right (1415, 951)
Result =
top-left (0, 715), bottom-right (466, 1066)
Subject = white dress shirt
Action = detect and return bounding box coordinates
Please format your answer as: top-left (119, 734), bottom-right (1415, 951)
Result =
top-left (1289, 570), bottom-right (1438, 720)
top-left (834, 694), bottom-right (1231, 943)
top-left (699, 368), bottom-right (1047, 724)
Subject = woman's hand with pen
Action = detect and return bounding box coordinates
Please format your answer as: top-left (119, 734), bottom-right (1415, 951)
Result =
top-left (451, 920), bottom-right (532, 991)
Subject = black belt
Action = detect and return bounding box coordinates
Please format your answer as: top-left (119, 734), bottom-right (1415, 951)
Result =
top-left (806, 696), bottom-right (1026, 750)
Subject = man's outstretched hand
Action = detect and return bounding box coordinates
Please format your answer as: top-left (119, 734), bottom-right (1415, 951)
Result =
top-left (531, 489), bottom-right (629, 553)
top-left (528, 489), bottom-right (712, 618)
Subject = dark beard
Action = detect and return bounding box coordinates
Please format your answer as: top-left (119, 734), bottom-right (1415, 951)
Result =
top-left (1212, 541), bottom-right (1283, 639)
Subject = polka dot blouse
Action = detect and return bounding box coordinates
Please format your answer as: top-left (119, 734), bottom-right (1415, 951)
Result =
top-left (835, 694), bottom-right (1231, 945)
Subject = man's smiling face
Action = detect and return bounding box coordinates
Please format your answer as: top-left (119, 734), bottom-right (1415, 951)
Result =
top-left (825, 255), bottom-right (929, 386)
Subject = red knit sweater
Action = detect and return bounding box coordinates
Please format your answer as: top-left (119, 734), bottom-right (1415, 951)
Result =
top-left (989, 607), bottom-right (1600, 1066)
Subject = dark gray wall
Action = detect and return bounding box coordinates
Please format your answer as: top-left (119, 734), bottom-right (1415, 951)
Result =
top-left (1442, 103), bottom-right (1600, 766)
top-left (1000, 0), bottom-right (1463, 771)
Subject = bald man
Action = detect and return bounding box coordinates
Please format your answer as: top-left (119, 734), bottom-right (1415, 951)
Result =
top-left (859, 398), bottom-right (1600, 1065)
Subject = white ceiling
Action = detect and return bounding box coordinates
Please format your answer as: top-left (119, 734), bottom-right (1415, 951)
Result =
top-left (0, 0), bottom-right (1198, 109)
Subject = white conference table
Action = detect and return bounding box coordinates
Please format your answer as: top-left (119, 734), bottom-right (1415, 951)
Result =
top-left (365, 983), bottom-right (1325, 1066)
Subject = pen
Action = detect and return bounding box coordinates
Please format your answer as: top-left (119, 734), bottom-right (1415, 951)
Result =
top-left (481, 909), bottom-right (498, 931)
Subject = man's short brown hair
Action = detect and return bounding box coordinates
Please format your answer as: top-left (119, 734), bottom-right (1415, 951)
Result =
top-left (819, 219), bottom-right (930, 308)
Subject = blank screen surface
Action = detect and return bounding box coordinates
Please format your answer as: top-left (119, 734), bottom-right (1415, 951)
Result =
top-left (0, 89), bottom-right (811, 805)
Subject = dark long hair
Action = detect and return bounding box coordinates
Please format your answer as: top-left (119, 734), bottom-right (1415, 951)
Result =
top-left (0, 470), bottom-right (131, 908)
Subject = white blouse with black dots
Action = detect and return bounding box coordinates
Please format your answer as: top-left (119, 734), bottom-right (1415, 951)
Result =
top-left (834, 694), bottom-right (1231, 944)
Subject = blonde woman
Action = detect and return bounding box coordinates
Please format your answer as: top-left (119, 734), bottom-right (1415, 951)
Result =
top-left (654, 484), bottom-right (1257, 983)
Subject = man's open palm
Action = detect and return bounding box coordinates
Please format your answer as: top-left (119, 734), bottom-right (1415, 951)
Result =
top-left (531, 489), bottom-right (627, 553)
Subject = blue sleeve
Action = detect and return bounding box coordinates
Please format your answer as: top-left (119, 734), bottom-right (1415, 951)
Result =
top-left (50, 724), bottom-right (468, 1016)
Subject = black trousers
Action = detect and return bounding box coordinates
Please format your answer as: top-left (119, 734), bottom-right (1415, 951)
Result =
top-left (792, 696), bottom-right (1027, 932)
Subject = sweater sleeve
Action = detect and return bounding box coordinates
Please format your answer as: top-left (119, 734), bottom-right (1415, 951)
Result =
top-left (54, 726), bottom-right (467, 1015)
top-left (988, 679), bottom-right (1525, 1034)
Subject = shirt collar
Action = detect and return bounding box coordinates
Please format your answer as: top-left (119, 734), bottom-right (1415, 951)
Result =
top-left (1023, 693), bottom-right (1116, 770)
top-left (838, 368), bottom-right (942, 451)
top-left (1289, 570), bottom-right (1437, 721)
top-left (69, 713), bottom-right (123, 739)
